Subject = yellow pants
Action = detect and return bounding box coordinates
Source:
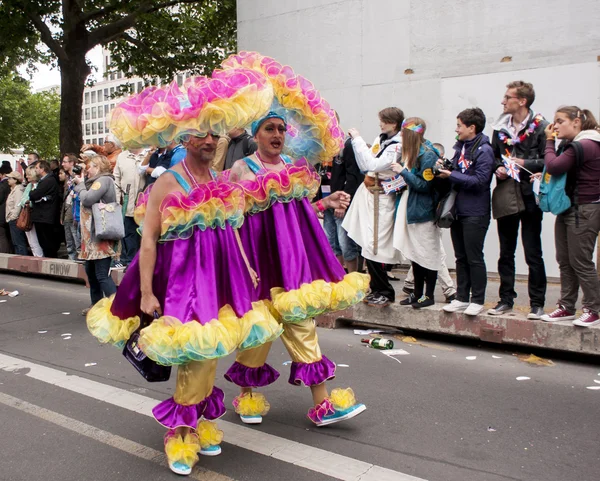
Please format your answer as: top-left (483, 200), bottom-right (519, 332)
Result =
top-left (174, 359), bottom-right (218, 406)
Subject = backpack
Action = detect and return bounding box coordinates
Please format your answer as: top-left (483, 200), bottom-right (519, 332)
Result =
top-left (538, 141), bottom-right (583, 215)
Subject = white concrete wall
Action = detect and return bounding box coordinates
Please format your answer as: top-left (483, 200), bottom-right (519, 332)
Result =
top-left (237, 0), bottom-right (600, 278)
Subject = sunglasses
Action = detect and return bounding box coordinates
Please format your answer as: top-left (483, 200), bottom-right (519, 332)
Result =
top-left (180, 132), bottom-right (220, 142)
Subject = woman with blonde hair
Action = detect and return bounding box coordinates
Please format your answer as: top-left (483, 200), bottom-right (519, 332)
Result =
top-left (5, 171), bottom-right (27, 255)
top-left (73, 155), bottom-right (120, 314)
top-left (391, 118), bottom-right (441, 307)
top-left (17, 166), bottom-right (44, 257)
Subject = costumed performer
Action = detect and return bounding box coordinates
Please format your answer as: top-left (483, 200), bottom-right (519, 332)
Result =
top-left (85, 68), bottom-right (282, 476)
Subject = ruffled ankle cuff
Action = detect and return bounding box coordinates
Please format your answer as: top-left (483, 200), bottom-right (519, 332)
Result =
top-left (224, 361), bottom-right (280, 387)
top-left (153, 386), bottom-right (226, 429)
top-left (232, 392), bottom-right (270, 416)
top-left (288, 355), bottom-right (336, 386)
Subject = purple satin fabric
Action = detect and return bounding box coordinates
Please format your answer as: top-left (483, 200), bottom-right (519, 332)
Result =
top-left (289, 355), bottom-right (336, 386)
top-left (224, 361), bottom-right (280, 387)
top-left (239, 198), bottom-right (346, 300)
top-left (152, 386), bottom-right (226, 429)
top-left (110, 226), bottom-right (256, 323)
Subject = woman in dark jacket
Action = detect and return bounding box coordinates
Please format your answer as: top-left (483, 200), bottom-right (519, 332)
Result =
top-left (539, 106), bottom-right (600, 327)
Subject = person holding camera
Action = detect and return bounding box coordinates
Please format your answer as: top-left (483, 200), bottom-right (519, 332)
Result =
top-left (438, 108), bottom-right (495, 316)
top-left (60, 154), bottom-right (81, 260)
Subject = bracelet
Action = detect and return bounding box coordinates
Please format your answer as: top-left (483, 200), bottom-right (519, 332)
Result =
top-left (316, 199), bottom-right (326, 212)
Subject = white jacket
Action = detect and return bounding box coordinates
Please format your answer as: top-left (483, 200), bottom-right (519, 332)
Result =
top-left (113, 151), bottom-right (145, 217)
top-left (351, 132), bottom-right (402, 178)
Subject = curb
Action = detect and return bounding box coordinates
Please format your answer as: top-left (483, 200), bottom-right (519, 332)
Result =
top-left (0, 254), bottom-right (126, 286)
top-left (316, 302), bottom-right (600, 356)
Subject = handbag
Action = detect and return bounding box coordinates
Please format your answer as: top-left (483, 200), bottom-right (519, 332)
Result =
top-left (123, 311), bottom-right (172, 382)
top-left (435, 189), bottom-right (457, 229)
top-left (16, 204), bottom-right (33, 232)
top-left (538, 167), bottom-right (571, 215)
top-left (92, 202), bottom-right (125, 240)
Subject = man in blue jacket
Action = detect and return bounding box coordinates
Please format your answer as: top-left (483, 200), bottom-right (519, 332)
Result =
top-left (437, 108), bottom-right (495, 317)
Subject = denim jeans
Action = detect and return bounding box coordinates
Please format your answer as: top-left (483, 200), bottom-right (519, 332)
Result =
top-left (8, 220), bottom-right (28, 255)
top-left (85, 257), bottom-right (117, 305)
top-left (64, 221), bottom-right (81, 260)
top-left (323, 209), bottom-right (359, 261)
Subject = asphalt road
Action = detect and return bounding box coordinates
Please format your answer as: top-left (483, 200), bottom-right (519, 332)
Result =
top-left (0, 272), bottom-right (599, 481)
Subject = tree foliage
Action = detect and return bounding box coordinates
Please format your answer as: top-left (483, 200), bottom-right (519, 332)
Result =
top-left (0, 0), bottom-right (237, 154)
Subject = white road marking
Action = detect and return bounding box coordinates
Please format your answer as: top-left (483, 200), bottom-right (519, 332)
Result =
top-left (0, 391), bottom-right (232, 481)
top-left (0, 353), bottom-right (426, 481)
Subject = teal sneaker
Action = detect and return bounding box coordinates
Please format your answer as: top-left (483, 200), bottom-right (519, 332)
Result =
top-left (200, 444), bottom-right (222, 456)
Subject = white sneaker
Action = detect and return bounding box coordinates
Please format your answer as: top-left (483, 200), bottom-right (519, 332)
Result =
top-left (464, 303), bottom-right (484, 316)
top-left (443, 300), bottom-right (470, 313)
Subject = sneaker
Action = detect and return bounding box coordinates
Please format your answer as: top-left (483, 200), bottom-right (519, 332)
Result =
top-left (197, 420), bottom-right (223, 456)
top-left (443, 299), bottom-right (470, 313)
top-left (200, 444), bottom-right (222, 456)
top-left (307, 388), bottom-right (366, 427)
top-left (362, 293), bottom-right (376, 304)
top-left (366, 294), bottom-right (391, 307)
top-left (573, 308), bottom-right (600, 327)
top-left (387, 273), bottom-right (400, 282)
top-left (527, 306), bottom-right (544, 320)
top-left (164, 431), bottom-right (199, 476)
top-left (233, 392), bottom-right (269, 425)
top-left (112, 262), bottom-right (125, 269)
top-left (399, 293), bottom-right (416, 306)
top-left (540, 305), bottom-right (576, 322)
top-left (487, 302), bottom-right (513, 316)
top-left (81, 307), bottom-right (91, 316)
top-left (464, 303), bottom-right (484, 316)
top-left (445, 294), bottom-right (457, 303)
top-left (412, 295), bottom-right (434, 309)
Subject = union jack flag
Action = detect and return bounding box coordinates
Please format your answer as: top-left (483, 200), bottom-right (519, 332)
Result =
top-left (502, 156), bottom-right (521, 183)
top-left (458, 146), bottom-right (470, 173)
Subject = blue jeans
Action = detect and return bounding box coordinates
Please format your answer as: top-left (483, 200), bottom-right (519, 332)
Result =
top-left (8, 221), bottom-right (28, 255)
top-left (85, 257), bottom-right (117, 305)
top-left (64, 221), bottom-right (81, 260)
top-left (323, 209), bottom-right (359, 261)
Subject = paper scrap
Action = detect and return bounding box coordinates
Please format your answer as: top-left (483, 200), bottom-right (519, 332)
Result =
top-left (594, 380), bottom-right (600, 385)
top-left (38, 330), bottom-right (48, 334)
top-left (0, 300), bottom-right (6, 303)
top-left (516, 353), bottom-right (554, 367)
top-left (61, 333), bottom-right (72, 337)
top-left (586, 386), bottom-right (600, 390)
top-left (8, 290), bottom-right (19, 297)
top-left (282, 361), bottom-right (292, 366)
top-left (492, 355), bottom-right (502, 359)
top-left (533, 178), bottom-right (541, 196)
top-left (84, 362), bottom-right (97, 367)
top-left (487, 427), bottom-right (497, 432)
top-left (466, 356), bottom-right (477, 360)
top-left (397, 336), bottom-right (418, 344)
top-left (63, 336), bottom-right (72, 340)
top-left (338, 364), bottom-right (349, 367)
top-left (432, 355), bottom-right (437, 358)
top-left (353, 329), bottom-right (384, 335)
top-left (382, 349), bottom-right (410, 356)
top-left (62, 312), bottom-right (70, 315)
top-left (516, 376), bottom-right (531, 381)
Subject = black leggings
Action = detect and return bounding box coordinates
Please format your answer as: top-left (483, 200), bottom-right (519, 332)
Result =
top-left (412, 262), bottom-right (437, 299)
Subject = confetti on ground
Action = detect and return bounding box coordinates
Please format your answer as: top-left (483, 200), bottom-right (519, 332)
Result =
top-left (383, 349), bottom-right (410, 356)
top-left (516, 353), bottom-right (554, 367)
top-left (492, 355), bottom-right (502, 359)
top-left (354, 329), bottom-right (384, 335)
top-left (62, 312), bottom-right (70, 315)
top-left (61, 333), bottom-right (72, 337)
top-left (432, 355), bottom-right (437, 358)
top-left (282, 361), bottom-right (292, 366)
top-left (466, 356), bottom-right (477, 360)
top-left (487, 427), bottom-right (497, 432)
top-left (516, 376), bottom-right (531, 381)
top-left (594, 380), bottom-right (600, 384)
top-left (586, 386), bottom-right (600, 390)
top-left (0, 300), bottom-right (6, 303)
top-left (38, 330), bottom-right (48, 334)
top-left (338, 364), bottom-right (349, 367)
top-left (84, 363), bottom-right (97, 367)
top-left (8, 290), bottom-right (19, 297)
top-left (63, 336), bottom-right (72, 340)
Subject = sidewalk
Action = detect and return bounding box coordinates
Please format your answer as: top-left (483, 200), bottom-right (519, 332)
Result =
top-left (1, 253), bottom-right (598, 355)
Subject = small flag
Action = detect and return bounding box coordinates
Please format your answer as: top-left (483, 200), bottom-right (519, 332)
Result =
top-left (458, 146), bottom-right (470, 172)
top-left (502, 155), bottom-right (521, 182)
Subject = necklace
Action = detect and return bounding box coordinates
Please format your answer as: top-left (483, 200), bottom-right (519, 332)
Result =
top-left (182, 160), bottom-right (215, 189)
top-left (498, 114), bottom-right (544, 146)
top-left (254, 151), bottom-right (283, 171)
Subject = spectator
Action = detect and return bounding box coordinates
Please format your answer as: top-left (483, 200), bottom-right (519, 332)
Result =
top-left (489, 81), bottom-right (548, 319)
top-left (164, 140), bottom-right (187, 168)
top-left (50, 159), bottom-right (60, 179)
top-left (139, 147), bottom-right (168, 188)
top-left (0, 161), bottom-right (13, 253)
top-left (18, 166), bottom-right (44, 257)
top-left (390, 117), bottom-right (441, 308)
top-left (540, 106), bottom-right (600, 327)
top-left (59, 154), bottom-right (80, 260)
top-left (440, 108), bottom-right (495, 316)
top-left (212, 128), bottom-right (258, 172)
top-left (81, 134), bottom-right (123, 171)
top-left (5, 171), bottom-right (27, 255)
top-left (114, 148), bottom-right (145, 267)
top-left (73, 155), bottom-right (120, 315)
top-left (20, 152), bottom-right (40, 172)
top-left (343, 107), bottom-right (405, 307)
top-left (29, 160), bottom-right (60, 258)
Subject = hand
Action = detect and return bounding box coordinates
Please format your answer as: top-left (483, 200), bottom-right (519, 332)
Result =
top-left (81, 144), bottom-right (94, 152)
top-left (511, 157), bottom-right (525, 167)
top-left (324, 191), bottom-right (351, 210)
top-left (530, 172), bottom-right (542, 183)
top-left (140, 293), bottom-right (162, 316)
top-left (495, 166), bottom-right (508, 180)
top-left (334, 207), bottom-right (346, 219)
top-left (544, 123), bottom-right (555, 140)
top-left (348, 128), bottom-right (360, 139)
top-left (437, 169), bottom-right (452, 179)
top-left (390, 162), bottom-right (404, 174)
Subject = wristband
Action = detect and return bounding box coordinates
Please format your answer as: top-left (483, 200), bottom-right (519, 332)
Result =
top-left (316, 199), bottom-right (326, 212)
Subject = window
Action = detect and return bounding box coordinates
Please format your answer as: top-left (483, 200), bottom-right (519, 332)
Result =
top-left (97, 90), bottom-right (102, 102)
top-left (85, 108), bottom-right (90, 120)
top-left (92, 123), bottom-right (97, 135)
top-left (110, 87), bottom-right (114, 97)
top-left (104, 88), bottom-right (109, 101)
top-left (110, 73), bottom-right (115, 81)
top-left (84, 92), bottom-right (90, 105)
top-left (117, 71), bottom-right (122, 79)
top-left (105, 123), bottom-right (109, 134)
top-left (98, 121), bottom-right (103, 132)
top-left (91, 107), bottom-right (96, 119)
top-left (86, 139), bottom-right (91, 144)
top-left (137, 81), bottom-right (143, 93)
top-left (85, 124), bottom-right (90, 135)
top-left (104, 105), bottom-right (109, 117)
top-left (98, 138), bottom-right (104, 146)
top-left (110, 103), bottom-right (115, 110)
top-left (177, 74), bottom-right (183, 86)
top-left (91, 91), bottom-right (96, 103)
top-left (92, 138), bottom-right (97, 145)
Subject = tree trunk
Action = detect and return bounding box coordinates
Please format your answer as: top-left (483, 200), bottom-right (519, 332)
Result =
top-left (58, 53), bottom-right (91, 156)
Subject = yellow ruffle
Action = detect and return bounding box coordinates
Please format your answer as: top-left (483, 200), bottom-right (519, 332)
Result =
top-left (233, 392), bottom-right (270, 416)
top-left (165, 433), bottom-right (200, 468)
top-left (330, 388), bottom-right (357, 411)
top-left (86, 296), bottom-right (140, 348)
top-left (196, 420), bottom-right (224, 449)
top-left (138, 300), bottom-right (283, 365)
top-left (271, 272), bottom-right (370, 323)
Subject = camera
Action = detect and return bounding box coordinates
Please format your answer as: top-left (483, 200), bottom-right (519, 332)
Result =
top-left (72, 165), bottom-right (83, 175)
top-left (433, 158), bottom-right (453, 176)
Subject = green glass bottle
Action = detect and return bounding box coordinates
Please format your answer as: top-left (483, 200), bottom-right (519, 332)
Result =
top-left (361, 338), bottom-right (394, 350)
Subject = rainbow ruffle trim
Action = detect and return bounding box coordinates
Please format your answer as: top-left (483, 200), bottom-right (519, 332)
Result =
top-left (134, 180), bottom-right (246, 241)
top-left (236, 161), bottom-right (320, 215)
top-left (109, 68), bottom-right (274, 148)
top-left (222, 51), bottom-right (344, 164)
top-left (86, 296), bottom-right (283, 366)
top-left (271, 272), bottom-right (370, 323)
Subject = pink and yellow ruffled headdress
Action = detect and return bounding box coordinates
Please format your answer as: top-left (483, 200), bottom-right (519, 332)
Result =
top-left (222, 51), bottom-right (344, 164)
top-left (109, 68), bottom-right (274, 149)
